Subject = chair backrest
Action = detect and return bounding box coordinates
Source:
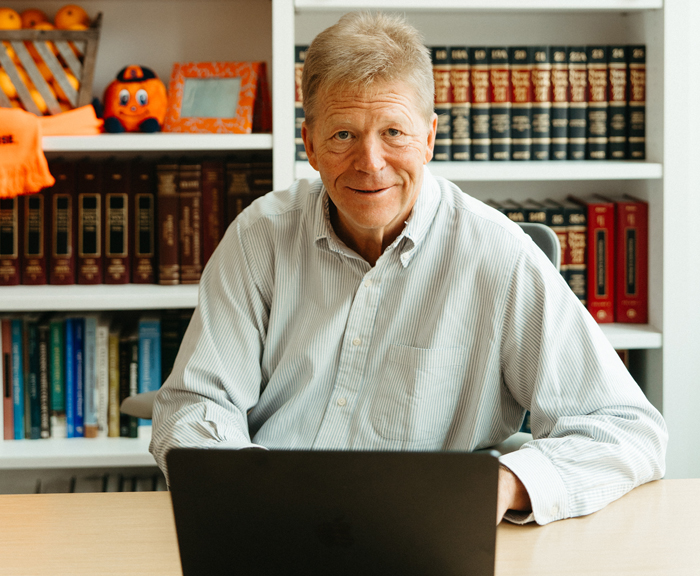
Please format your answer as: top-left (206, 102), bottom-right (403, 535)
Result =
top-left (518, 222), bottom-right (561, 271)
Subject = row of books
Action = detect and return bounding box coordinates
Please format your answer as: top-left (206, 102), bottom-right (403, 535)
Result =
top-left (489, 195), bottom-right (648, 324)
top-left (1, 309), bottom-right (192, 441)
top-left (0, 157), bottom-right (272, 286)
top-left (429, 45), bottom-right (646, 163)
top-left (293, 44), bottom-right (646, 163)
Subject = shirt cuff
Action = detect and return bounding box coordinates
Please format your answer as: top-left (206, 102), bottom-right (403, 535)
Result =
top-left (499, 447), bottom-right (569, 525)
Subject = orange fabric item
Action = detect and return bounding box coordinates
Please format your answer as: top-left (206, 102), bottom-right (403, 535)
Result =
top-left (0, 108), bottom-right (55, 199)
top-left (39, 105), bottom-right (104, 136)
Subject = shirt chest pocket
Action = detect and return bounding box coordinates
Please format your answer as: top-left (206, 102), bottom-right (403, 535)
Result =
top-left (369, 345), bottom-right (466, 443)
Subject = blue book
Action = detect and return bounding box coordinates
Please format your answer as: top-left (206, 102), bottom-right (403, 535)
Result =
top-left (11, 319), bottom-right (24, 440)
top-left (73, 317), bottom-right (85, 438)
top-left (64, 318), bottom-right (75, 437)
top-left (138, 317), bottom-right (161, 427)
top-left (83, 316), bottom-right (98, 437)
top-left (25, 317), bottom-right (41, 440)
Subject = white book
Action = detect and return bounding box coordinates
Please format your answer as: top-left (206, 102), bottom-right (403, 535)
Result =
top-left (95, 315), bottom-right (110, 438)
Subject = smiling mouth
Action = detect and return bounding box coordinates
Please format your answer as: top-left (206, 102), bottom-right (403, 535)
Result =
top-left (349, 186), bottom-right (390, 194)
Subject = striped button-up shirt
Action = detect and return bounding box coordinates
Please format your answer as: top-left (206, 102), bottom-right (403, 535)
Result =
top-left (150, 167), bottom-right (667, 525)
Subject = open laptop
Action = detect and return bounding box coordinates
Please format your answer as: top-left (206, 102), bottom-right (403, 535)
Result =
top-left (166, 448), bottom-right (500, 576)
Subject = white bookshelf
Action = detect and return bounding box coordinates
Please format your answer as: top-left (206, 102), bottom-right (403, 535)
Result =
top-left (295, 0), bottom-right (663, 10)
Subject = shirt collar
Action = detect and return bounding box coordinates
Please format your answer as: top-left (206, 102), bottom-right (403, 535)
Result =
top-left (313, 165), bottom-right (441, 267)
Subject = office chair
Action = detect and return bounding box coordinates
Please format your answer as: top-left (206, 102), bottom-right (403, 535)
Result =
top-left (121, 221), bottom-right (561, 446)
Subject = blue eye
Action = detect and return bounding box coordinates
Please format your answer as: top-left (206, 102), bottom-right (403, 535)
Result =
top-left (118, 89), bottom-right (129, 106)
top-left (136, 89), bottom-right (148, 106)
top-left (386, 128), bottom-right (401, 137)
top-left (335, 131), bottom-right (350, 140)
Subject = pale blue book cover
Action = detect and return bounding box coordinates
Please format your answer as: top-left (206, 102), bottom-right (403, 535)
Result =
top-left (138, 317), bottom-right (161, 427)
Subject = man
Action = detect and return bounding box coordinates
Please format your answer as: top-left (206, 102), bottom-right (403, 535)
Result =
top-left (150, 12), bottom-right (667, 525)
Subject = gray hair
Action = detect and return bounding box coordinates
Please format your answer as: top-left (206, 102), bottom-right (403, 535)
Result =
top-left (301, 11), bottom-right (434, 128)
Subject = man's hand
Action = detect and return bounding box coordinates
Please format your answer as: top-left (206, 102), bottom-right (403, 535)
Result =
top-left (497, 464), bottom-right (531, 524)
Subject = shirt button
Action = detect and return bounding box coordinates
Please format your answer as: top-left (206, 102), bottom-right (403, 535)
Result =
top-left (352, 337), bottom-right (361, 346)
top-left (337, 398), bottom-right (347, 406)
top-left (364, 279), bottom-right (372, 288)
top-left (550, 506), bottom-right (559, 517)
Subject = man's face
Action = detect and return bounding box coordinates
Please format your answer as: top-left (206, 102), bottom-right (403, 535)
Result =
top-left (302, 81), bottom-right (437, 253)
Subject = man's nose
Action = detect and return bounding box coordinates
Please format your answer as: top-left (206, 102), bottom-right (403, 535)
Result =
top-left (353, 135), bottom-right (386, 173)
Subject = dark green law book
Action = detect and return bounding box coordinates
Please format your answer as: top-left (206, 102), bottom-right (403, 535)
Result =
top-left (628, 45), bottom-right (646, 160)
top-left (38, 319), bottom-right (51, 439)
top-left (450, 46), bottom-right (471, 162)
top-left (550, 47), bottom-right (569, 161)
top-left (431, 46), bottom-right (452, 162)
top-left (560, 199), bottom-right (587, 304)
top-left (608, 46), bottom-right (628, 159)
top-left (567, 47), bottom-right (588, 160)
top-left (488, 47), bottom-right (511, 161)
top-left (500, 199), bottom-right (525, 223)
top-left (531, 46), bottom-right (552, 161)
top-left (520, 198), bottom-right (547, 225)
top-left (540, 199), bottom-right (568, 284)
top-left (509, 47), bottom-right (533, 161)
top-left (469, 47), bottom-right (491, 161)
top-left (586, 46), bottom-right (609, 160)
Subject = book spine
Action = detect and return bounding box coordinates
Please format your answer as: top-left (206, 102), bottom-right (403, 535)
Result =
top-left (20, 191), bottom-right (48, 285)
top-left (470, 47), bottom-right (491, 161)
top-left (608, 46), bottom-right (629, 160)
top-left (138, 317), bottom-right (161, 427)
top-left (550, 47), bottom-right (569, 161)
top-left (128, 336), bottom-right (139, 438)
top-left (201, 160), bottom-right (225, 267)
top-left (578, 200), bottom-right (615, 322)
top-left (615, 198), bottom-right (648, 323)
top-left (531, 46), bottom-right (552, 160)
top-left (131, 162), bottom-right (157, 284)
top-left (49, 162), bottom-right (76, 285)
top-left (77, 163), bottom-right (104, 284)
top-left (586, 46), bottom-right (609, 160)
top-left (49, 318), bottom-right (66, 438)
top-left (179, 164), bottom-right (203, 284)
top-left (294, 45), bottom-right (308, 162)
top-left (546, 204), bottom-right (568, 284)
top-left (156, 164), bottom-right (180, 285)
top-left (119, 333), bottom-right (130, 438)
top-left (107, 329), bottom-right (120, 437)
top-left (11, 319), bottom-right (24, 440)
top-left (226, 162), bottom-right (253, 225)
top-left (449, 46), bottom-right (471, 162)
top-left (160, 310), bottom-right (181, 384)
top-left (95, 319), bottom-right (109, 437)
top-left (103, 162), bottom-right (131, 284)
top-left (83, 315), bottom-right (98, 438)
top-left (565, 203), bottom-right (587, 304)
top-left (2, 319), bottom-right (13, 440)
top-left (509, 46), bottom-right (533, 161)
top-left (22, 317), bottom-right (30, 438)
top-left (64, 317), bottom-right (75, 437)
top-left (567, 47), bottom-right (588, 160)
top-left (38, 322), bottom-right (50, 439)
top-left (431, 46), bottom-right (452, 162)
top-left (489, 47), bottom-right (511, 161)
top-left (0, 198), bottom-right (20, 286)
top-left (73, 317), bottom-right (84, 437)
top-left (25, 318), bottom-right (40, 439)
top-left (628, 45), bottom-right (646, 159)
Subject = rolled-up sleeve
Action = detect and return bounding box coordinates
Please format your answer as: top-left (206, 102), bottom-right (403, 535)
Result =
top-left (498, 240), bottom-right (667, 525)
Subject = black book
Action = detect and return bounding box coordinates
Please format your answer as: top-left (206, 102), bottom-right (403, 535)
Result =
top-left (488, 47), bottom-right (511, 161)
top-left (499, 199), bottom-right (525, 223)
top-left (509, 47), bottom-right (533, 161)
top-left (540, 199), bottom-right (568, 284)
top-left (294, 45), bottom-right (309, 162)
top-left (469, 47), bottom-right (490, 161)
top-left (431, 46), bottom-right (452, 162)
top-left (531, 46), bottom-right (552, 161)
top-left (560, 199), bottom-right (587, 303)
top-left (450, 46), bottom-right (471, 162)
top-left (608, 46), bottom-right (629, 159)
top-left (586, 46), bottom-right (609, 160)
top-left (550, 47), bottom-right (569, 161)
top-left (628, 45), bottom-right (646, 159)
top-left (567, 47), bottom-right (588, 160)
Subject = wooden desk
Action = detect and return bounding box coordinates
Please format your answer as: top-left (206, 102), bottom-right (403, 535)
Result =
top-left (0, 479), bottom-right (698, 576)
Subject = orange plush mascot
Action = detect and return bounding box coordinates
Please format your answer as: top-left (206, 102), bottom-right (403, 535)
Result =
top-left (103, 65), bottom-right (167, 133)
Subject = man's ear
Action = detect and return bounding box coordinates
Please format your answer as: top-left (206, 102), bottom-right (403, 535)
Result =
top-left (424, 112), bottom-right (438, 164)
top-left (301, 121), bottom-right (319, 171)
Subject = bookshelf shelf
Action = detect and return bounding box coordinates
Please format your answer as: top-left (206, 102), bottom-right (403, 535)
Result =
top-left (0, 429), bottom-right (155, 469)
top-left (295, 0), bottom-right (663, 11)
top-left (0, 285), bottom-right (199, 312)
top-left (42, 133), bottom-right (273, 153)
top-left (295, 161), bottom-right (663, 182)
top-left (599, 324), bottom-right (662, 350)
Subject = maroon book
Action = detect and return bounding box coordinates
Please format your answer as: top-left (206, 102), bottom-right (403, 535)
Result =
top-left (131, 161), bottom-right (157, 284)
top-left (48, 162), bottom-right (76, 285)
top-left (178, 163), bottom-right (202, 285)
top-left (20, 190), bottom-right (49, 285)
top-left (225, 161), bottom-right (253, 227)
top-left (76, 161), bottom-right (104, 284)
top-left (103, 160), bottom-right (131, 284)
top-left (570, 195), bottom-right (615, 323)
top-left (156, 163), bottom-right (180, 285)
top-left (0, 197), bottom-right (20, 286)
top-left (201, 160), bottom-right (225, 267)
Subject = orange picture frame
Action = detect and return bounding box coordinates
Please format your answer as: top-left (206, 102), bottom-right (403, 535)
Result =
top-left (163, 61), bottom-right (271, 134)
